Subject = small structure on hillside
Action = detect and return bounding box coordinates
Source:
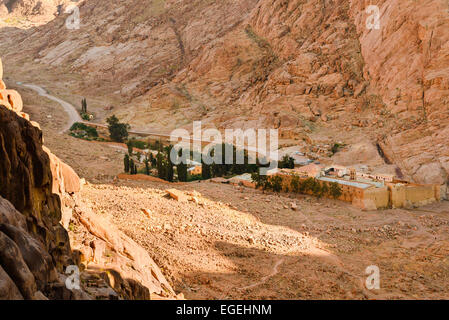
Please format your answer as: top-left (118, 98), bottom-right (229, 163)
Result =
top-left (187, 165), bottom-right (202, 176)
top-left (325, 165), bottom-right (348, 177)
top-left (293, 163), bottom-right (323, 178)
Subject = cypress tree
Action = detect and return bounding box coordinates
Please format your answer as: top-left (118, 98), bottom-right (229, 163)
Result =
top-left (201, 157), bottom-right (211, 179)
top-left (165, 145), bottom-right (174, 182)
top-left (81, 98), bottom-right (87, 114)
top-left (156, 151), bottom-right (165, 179)
top-left (176, 148), bottom-right (188, 182)
top-left (124, 154), bottom-right (130, 173)
top-left (144, 156), bottom-right (150, 175)
top-left (129, 159), bottom-right (135, 174)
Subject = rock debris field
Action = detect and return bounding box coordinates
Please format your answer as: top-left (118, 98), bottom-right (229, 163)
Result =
top-left (81, 179), bottom-right (449, 299)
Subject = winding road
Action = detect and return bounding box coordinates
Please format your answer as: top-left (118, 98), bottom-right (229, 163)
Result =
top-left (17, 81), bottom-right (190, 139)
top-left (17, 82), bottom-right (278, 161)
top-left (17, 82), bottom-right (82, 133)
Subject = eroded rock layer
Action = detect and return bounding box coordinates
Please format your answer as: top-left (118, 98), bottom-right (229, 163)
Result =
top-left (0, 0), bottom-right (447, 184)
top-left (0, 57), bottom-right (177, 300)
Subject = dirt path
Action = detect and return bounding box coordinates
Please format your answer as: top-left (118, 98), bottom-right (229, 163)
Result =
top-left (237, 258), bottom-right (285, 291)
top-left (17, 82), bottom-right (82, 133)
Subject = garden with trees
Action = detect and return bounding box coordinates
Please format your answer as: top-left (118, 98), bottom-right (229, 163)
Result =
top-left (251, 172), bottom-right (342, 199)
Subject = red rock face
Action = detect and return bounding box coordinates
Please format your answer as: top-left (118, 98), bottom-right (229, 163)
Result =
top-left (0, 58), bottom-right (177, 300)
top-left (348, 0), bottom-right (449, 185)
top-left (0, 104), bottom-right (75, 299)
top-left (0, 0), bottom-right (447, 184)
top-left (0, 0), bottom-right (62, 19)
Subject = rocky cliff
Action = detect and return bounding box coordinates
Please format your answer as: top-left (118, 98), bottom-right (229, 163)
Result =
top-left (0, 57), bottom-right (178, 299)
top-left (0, 0), bottom-right (447, 185)
top-left (0, 0), bottom-right (69, 21)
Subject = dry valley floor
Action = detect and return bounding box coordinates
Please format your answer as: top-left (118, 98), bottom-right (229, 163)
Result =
top-left (80, 180), bottom-right (449, 299)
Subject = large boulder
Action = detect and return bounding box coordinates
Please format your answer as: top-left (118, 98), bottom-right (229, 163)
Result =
top-left (44, 146), bottom-right (81, 194)
top-left (0, 89), bottom-right (23, 112)
top-left (0, 230), bottom-right (37, 299)
top-left (0, 223), bottom-right (58, 292)
top-left (0, 265), bottom-right (23, 299)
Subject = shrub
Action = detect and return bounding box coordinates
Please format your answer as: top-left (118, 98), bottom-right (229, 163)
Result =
top-left (69, 122), bottom-right (98, 139)
top-left (331, 143), bottom-right (343, 155)
top-left (106, 115), bottom-right (130, 142)
top-left (329, 182), bottom-right (342, 199)
top-left (270, 175), bottom-right (283, 193)
top-left (320, 182), bottom-right (329, 198)
top-left (290, 176), bottom-right (301, 193)
top-left (279, 155), bottom-right (295, 169)
top-left (128, 138), bottom-right (148, 150)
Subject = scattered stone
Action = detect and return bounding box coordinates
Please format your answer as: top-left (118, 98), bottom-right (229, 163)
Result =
top-left (165, 189), bottom-right (189, 202)
top-left (141, 208), bottom-right (152, 218)
top-left (189, 196), bottom-right (199, 205)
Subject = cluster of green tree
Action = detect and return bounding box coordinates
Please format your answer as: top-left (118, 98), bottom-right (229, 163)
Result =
top-left (106, 115), bottom-right (130, 143)
top-left (278, 155), bottom-right (295, 169)
top-left (124, 142), bottom-right (157, 176)
top-left (148, 140), bottom-right (163, 151)
top-left (69, 122), bottom-right (99, 140)
top-left (251, 173), bottom-right (342, 199)
top-left (123, 143), bottom-right (174, 180)
top-left (201, 143), bottom-right (260, 180)
top-left (122, 142), bottom-right (268, 183)
top-left (127, 138), bottom-right (148, 150)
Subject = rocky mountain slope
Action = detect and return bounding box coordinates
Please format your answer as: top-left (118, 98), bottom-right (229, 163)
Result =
top-left (0, 0), bottom-right (69, 22)
top-left (0, 0), bottom-right (447, 185)
top-left (0, 57), bottom-right (178, 299)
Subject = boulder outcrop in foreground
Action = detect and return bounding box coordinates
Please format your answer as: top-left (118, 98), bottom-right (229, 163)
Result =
top-left (0, 57), bottom-right (177, 300)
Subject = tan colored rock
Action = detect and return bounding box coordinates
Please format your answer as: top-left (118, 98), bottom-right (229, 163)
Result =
top-left (165, 189), bottom-right (189, 202)
top-left (0, 58), bottom-right (174, 300)
top-left (73, 202), bottom-right (176, 298)
top-left (0, 90), bottom-right (23, 112)
top-left (141, 208), bottom-right (152, 218)
top-left (90, 240), bottom-right (106, 264)
top-left (290, 202), bottom-right (298, 211)
top-left (44, 146), bottom-right (81, 194)
top-left (61, 206), bottom-right (72, 229)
